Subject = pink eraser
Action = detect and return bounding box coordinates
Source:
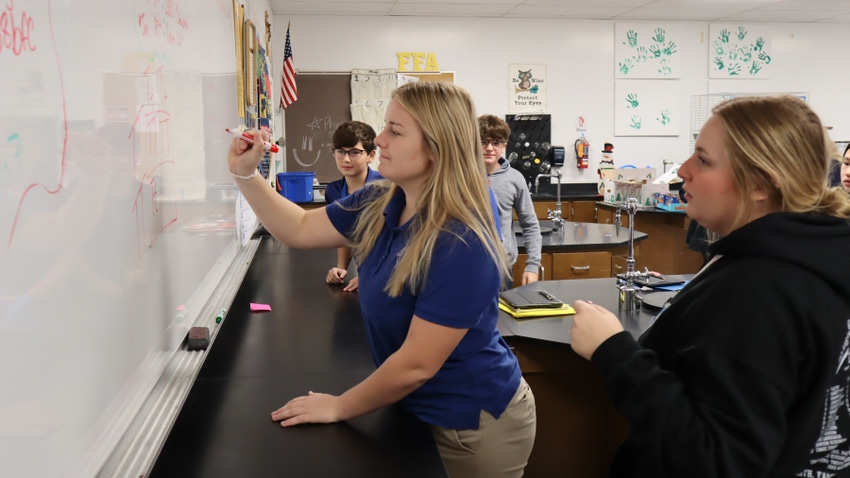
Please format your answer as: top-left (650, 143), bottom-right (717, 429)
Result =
top-left (250, 303), bottom-right (271, 312)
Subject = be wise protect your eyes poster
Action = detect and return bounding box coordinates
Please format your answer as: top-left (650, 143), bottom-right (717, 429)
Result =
top-left (508, 63), bottom-right (547, 114)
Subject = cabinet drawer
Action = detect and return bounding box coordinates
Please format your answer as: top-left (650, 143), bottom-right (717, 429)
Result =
top-left (552, 251), bottom-right (611, 279)
top-left (611, 255), bottom-right (627, 277)
top-left (570, 200), bottom-right (598, 223)
top-left (532, 201), bottom-right (555, 220)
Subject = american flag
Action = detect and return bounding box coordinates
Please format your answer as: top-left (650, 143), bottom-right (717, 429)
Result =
top-left (280, 24), bottom-right (297, 109)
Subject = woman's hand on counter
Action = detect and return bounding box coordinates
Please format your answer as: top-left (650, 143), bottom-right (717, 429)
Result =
top-left (271, 391), bottom-right (341, 427)
top-left (569, 300), bottom-right (625, 360)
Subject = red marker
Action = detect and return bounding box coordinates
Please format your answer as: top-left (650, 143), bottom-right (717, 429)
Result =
top-left (226, 128), bottom-right (279, 153)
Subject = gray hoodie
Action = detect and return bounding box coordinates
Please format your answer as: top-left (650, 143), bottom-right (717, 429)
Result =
top-left (488, 159), bottom-right (542, 274)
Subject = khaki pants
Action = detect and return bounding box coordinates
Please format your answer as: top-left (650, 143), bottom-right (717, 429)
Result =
top-left (430, 377), bottom-right (537, 478)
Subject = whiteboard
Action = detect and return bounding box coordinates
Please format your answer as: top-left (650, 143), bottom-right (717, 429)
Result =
top-left (0, 1), bottom-right (242, 476)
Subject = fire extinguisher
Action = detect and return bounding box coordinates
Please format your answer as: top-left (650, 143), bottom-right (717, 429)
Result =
top-left (575, 134), bottom-right (589, 169)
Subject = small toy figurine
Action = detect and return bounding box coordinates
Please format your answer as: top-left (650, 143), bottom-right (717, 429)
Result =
top-left (598, 142), bottom-right (615, 178)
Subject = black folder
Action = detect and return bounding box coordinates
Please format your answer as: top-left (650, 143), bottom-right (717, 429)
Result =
top-left (499, 289), bottom-right (564, 309)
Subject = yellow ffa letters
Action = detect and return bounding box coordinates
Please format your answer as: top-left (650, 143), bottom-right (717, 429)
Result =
top-left (397, 52), bottom-right (439, 72)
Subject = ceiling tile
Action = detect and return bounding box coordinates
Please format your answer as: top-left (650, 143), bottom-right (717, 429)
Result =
top-left (271, 2), bottom-right (393, 15)
top-left (507, 5), bottom-right (634, 18)
top-left (723, 8), bottom-right (850, 21)
top-left (269, 0), bottom-right (850, 23)
top-left (390, 3), bottom-right (514, 16)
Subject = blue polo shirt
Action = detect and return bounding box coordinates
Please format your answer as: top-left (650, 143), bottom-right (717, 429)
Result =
top-left (326, 186), bottom-right (521, 429)
top-left (324, 168), bottom-right (384, 204)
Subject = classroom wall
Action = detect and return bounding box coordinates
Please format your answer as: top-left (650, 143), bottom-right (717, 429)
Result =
top-left (271, 15), bottom-right (850, 184)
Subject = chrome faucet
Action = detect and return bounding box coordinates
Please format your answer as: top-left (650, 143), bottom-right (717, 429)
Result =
top-left (533, 169), bottom-right (565, 229)
top-left (615, 198), bottom-right (648, 311)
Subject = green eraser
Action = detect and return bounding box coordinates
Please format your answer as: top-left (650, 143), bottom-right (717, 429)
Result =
top-left (187, 326), bottom-right (210, 350)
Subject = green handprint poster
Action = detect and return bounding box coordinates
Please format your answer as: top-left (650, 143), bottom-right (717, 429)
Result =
top-left (614, 81), bottom-right (680, 136)
top-left (709, 24), bottom-right (772, 78)
top-left (615, 23), bottom-right (681, 79)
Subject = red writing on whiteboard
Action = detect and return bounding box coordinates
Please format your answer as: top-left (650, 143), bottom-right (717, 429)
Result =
top-left (0, 0), bottom-right (37, 55)
top-left (129, 68), bottom-right (178, 256)
top-left (137, 0), bottom-right (189, 46)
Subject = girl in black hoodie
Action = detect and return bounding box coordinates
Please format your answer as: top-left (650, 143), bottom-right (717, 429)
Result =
top-left (571, 95), bottom-right (850, 478)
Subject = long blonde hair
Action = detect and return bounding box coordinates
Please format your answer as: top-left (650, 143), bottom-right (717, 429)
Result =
top-left (350, 82), bottom-right (509, 296)
top-left (713, 95), bottom-right (850, 231)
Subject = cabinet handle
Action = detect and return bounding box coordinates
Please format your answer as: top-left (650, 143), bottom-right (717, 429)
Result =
top-left (614, 264), bottom-right (624, 270)
top-left (571, 265), bottom-right (591, 271)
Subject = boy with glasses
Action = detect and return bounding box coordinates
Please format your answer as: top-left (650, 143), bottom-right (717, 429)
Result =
top-left (325, 121), bottom-right (383, 291)
top-left (478, 115), bottom-right (542, 287)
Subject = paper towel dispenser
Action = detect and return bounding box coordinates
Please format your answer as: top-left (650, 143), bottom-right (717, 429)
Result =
top-left (551, 146), bottom-right (566, 167)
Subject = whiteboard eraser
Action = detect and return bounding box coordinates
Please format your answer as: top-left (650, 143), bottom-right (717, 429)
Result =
top-left (187, 326), bottom-right (210, 350)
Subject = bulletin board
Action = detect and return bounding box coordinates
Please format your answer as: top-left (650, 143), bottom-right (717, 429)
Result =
top-left (284, 73), bottom-right (352, 183)
top-left (406, 71), bottom-right (455, 83)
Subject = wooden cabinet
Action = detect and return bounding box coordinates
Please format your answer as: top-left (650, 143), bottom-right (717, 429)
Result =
top-left (596, 206), bottom-right (620, 226)
top-left (552, 251), bottom-right (611, 279)
top-left (525, 199), bottom-right (596, 222)
top-left (507, 337), bottom-right (627, 478)
top-left (570, 200), bottom-right (598, 222)
top-left (512, 253), bottom-right (552, 285)
top-left (513, 251), bottom-right (614, 284)
top-left (611, 254), bottom-right (628, 277)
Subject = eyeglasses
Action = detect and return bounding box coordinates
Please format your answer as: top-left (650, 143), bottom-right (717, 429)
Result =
top-left (481, 140), bottom-right (506, 148)
top-left (333, 148), bottom-right (368, 160)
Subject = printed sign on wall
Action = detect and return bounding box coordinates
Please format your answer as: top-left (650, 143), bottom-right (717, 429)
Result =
top-left (508, 63), bottom-right (547, 113)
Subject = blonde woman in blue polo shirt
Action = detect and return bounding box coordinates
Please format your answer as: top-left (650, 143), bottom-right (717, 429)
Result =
top-left (228, 81), bottom-right (536, 478)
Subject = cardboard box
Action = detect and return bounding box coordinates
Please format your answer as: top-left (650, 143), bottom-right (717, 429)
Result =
top-left (602, 180), bottom-right (668, 206)
top-left (598, 167), bottom-right (659, 204)
top-left (599, 167), bottom-right (657, 183)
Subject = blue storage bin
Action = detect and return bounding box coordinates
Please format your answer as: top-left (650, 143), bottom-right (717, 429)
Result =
top-left (276, 172), bottom-right (314, 202)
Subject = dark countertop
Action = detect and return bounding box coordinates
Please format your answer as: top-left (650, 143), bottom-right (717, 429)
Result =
top-left (530, 181), bottom-right (601, 201)
top-left (149, 239), bottom-right (447, 478)
top-left (497, 277), bottom-right (691, 344)
top-left (515, 220), bottom-right (647, 253)
top-left (596, 201), bottom-right (687, 215)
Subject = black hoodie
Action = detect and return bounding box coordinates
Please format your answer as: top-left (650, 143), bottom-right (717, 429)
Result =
top-left (592, 212), bottom-right (850, 477)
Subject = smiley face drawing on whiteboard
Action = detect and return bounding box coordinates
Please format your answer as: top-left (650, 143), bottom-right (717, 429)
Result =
top-left (291, 116), bottom-right (330, 168)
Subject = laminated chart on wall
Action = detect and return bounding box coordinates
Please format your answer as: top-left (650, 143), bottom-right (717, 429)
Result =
top-left (350, 69), bottom-right (403, 134)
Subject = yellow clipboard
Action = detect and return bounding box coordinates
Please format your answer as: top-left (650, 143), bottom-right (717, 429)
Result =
top-left (498, 298), bottom-right (576, 318)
